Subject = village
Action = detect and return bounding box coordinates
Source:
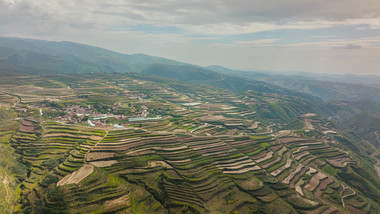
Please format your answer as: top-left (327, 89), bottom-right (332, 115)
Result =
top-left (40, 102), bottom-right (163, 128)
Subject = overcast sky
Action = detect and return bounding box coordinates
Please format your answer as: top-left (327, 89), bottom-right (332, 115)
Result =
top-left (1, 0), bottom-right (380, 75)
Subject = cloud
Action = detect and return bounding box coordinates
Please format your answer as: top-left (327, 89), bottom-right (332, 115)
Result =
top-left (1, 0), bottom-right (380, 75)
top-left (235, 39), bottom-right (279, 45)
top-left (2, 0), bottom-right (380, 36)
top-left (83, 0), bottom-right (380, 24)
top-left (333, 43), bottom-right (363, 49)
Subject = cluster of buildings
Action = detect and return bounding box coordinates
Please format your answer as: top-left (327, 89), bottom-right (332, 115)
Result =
top-left (47, 103), bottom-right (157, 126)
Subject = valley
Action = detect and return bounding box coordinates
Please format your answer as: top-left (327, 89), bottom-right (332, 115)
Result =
top-left (0, 69), bottom-right (380, 213)
top-left (0, 38), bottom-right (379, 213)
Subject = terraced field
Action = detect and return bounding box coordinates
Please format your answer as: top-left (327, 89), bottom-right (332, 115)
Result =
top-left (1, 72), bottom-right (380, 213)
top-left (8, 120), bottom-right (107, 211)
top-left (11, 119), bottom-right (350, 213)
top-left (16, 124), bottom-right (350, 213)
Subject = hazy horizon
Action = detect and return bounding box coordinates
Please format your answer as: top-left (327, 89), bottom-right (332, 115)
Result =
top-left (1, 0), bottom-right (380, 75)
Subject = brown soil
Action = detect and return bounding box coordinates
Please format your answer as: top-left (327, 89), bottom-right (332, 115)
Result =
top-left (255, 151), bottom-right (273, 163)
top-left (304, 172), bottom-right (327, 191)
top-left (104, 194), bottom-right (131, 212)
top-left (148, 161), bottom-right (173, 168)
top-left (90, 160), bottom-right (118, 167)
top-left (57, 164), bottom-right (94, 186)
top-left (270, 155), bottom-right (292, 177)
top-left (216, 159), bottom-right (253, 168)
top-left (168, 159), bottom-right (192, 163)
top-left (315, 178), bottom-right (334, 198)
top-left (294, 151), bottom-right (310, 161)
top-left (222, 166), bottom-right (260, 174)
top-left (189, 142), bottom-right (227, 150)
top-left (326, 157), bottom-right (352, 168)
top-left (153, 145), bottom-right (188, 151)
top-left (219, 162), bottom-right (257, 170)
top-left (86, 152), bottom-right (115, 161)
top-left (261, 157), bottom-right (281, 169)
top-left (279, 137), bottom-right (303, 143)
top-left (282, 164), bottom-right (304, 184)
top-left (248, 121), bottom-right (260, 129)
top-left (250, 149), bottom-right (267, 160)
top-left (21, 120), bottom-right (34, 126)
top-left (19, 125), bottom-right (35, 132)
top-left (295, 179), bottom-right (305, 195)
top-left (276, 146), bottom-right (288, 156)
top-left (289, 167), bottom-right (307, 188)
top-left (274, 130), bottom-right (291, 138)
top-left (89, 136), bottom-right (103, 141)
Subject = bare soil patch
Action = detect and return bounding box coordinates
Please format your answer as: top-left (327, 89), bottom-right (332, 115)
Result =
top-left (261, 157), bottom-right (281, 169)
top-left (89, 135), bottom-right (103, 141)
top-left (148, 161), bottom-right (172, 168)
top-left (294, 151), bottom-right (310, 161)
top-left (222, 166), bottom-right (260, 174)
top-left (249, 149), bottom-right (267, 159)
top-left (279, 137), bottom-right (306, 143)
top-left (19, 124), bottom-right (35, 132)
top-left (276, 146), bottom-right (288, 156)
top-left (304, 172), bottom-right (327, 191)
top-left (216, 159), bottom-right (253, 169)
top-left (90, 160), bottom-right (118, 167)
top-left (326, 157), bottom-right (352, 168)
top-left (282, 164), bottom-right (303, 184)
top-left (168, 159), bottom-right (192, 163)
top-left (57, 164), bottom-right (94, 186)
top-left (104, 194), bottom-right (131, 212)
top-left (255, 151), bottom-right (273, 163)
top-left (221, 162), bottom-right (257, 170)
top-left (315, 178), bottom-right (333, 198)
top-left (21, 120), bottom-right (34, 126)
top-left (86, 152), bottom-right (116, 161)
top-left (248, 121), bottom-right (260, 129)
top-left (270, 155), bottom-right (292, 177)
top-left (295, 179), bottom-right (305, 196)
top-left (290, 167), bottom-right (307, 188)
top-left (154, 145), bottom-right (188, 151)
top-left (274, 130), bottom-right (291, 138)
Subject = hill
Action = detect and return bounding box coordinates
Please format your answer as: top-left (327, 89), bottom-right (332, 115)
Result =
top-left (342, 112), bottom-right (380, 147)
top-left (0, 37), bottom-right (328, 124)
top-left (0, 37), bottom-right (185, 73)
top-left (208, 66), bottom-right (380, 102)
top-left (1, 37), bottom-right (380, 213)
top-left (0, 71), bottom-right (379, 213)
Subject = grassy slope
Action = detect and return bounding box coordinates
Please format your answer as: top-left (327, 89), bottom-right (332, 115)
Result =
top-left (0, 109), bottom-right (24, 214)
top-left (342, 112), bottom-right (380, 147)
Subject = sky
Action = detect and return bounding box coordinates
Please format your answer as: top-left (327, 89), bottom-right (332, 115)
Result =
top-left (1, 0), bottom-right (380, 75)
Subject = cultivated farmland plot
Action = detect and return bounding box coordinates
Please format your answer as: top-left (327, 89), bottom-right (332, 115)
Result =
top-left (0, 72), bottom-right (378, 213)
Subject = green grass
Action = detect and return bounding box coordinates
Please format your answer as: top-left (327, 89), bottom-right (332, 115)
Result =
top-left (322, 164), bottom-right (337, 176)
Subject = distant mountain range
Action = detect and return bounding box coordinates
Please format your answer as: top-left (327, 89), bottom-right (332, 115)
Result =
top-left (0, 37), bottom-right (324, 104)
top-left (3, 37), bottom-right (380, 213)
top-left (343, 111), bottom-right (380, 147)
top-left (1, 37), bottom-right (380, 104)
top-left (0, 37), bottom-right (186, 74)
top-left (207, 65), bottom-right (380, 102)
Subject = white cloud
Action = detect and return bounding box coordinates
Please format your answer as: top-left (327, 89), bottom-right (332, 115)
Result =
top-left (235, 39), bottom-right (279, 45)
top-left (1, 0), bottom-right (380, 75)
top-left (2, 0), bottom-right (380, 36)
